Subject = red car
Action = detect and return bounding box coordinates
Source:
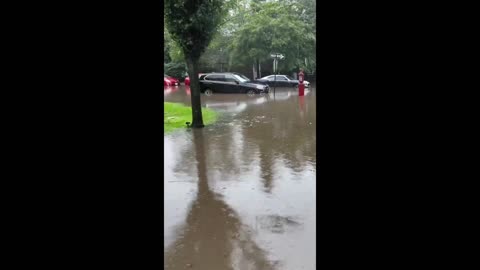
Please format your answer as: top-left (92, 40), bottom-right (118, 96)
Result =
top-left (184, 73), bottom-right (205, 86)
top-left (164, 74), bottom-right (179, 86)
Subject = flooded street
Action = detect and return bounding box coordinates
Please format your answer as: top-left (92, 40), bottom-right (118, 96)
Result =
top-left (164, 84), bottom-right (316, 270)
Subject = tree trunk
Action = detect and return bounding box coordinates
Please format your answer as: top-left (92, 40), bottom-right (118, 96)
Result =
top-left (258, 59), bottom-right (261, 78)
top-left (186, 58), bottom-right (205, 128)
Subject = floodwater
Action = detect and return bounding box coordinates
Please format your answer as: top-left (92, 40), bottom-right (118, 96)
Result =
top-left (164, 84), bottom-right (316, 270)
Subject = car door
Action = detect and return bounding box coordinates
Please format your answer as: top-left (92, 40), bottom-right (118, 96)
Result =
top-left (269, 75), bottom-right (283, 87)
top-left (223, 74), bottom-right (240, 93)
top-left (265, 75), bottom-right (276, 87)
top-left (284, 76), bottom-right (297, 87)
top-left (276, 75), bottom-right (289, 87)
top-left (203, 74), bottom-right (225, 92)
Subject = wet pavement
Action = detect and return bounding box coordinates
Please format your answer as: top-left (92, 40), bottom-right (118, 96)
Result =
top-left (164, 84), bottom-right (316, 270)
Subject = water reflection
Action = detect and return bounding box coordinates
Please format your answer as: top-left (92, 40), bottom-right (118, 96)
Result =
top-left (164, 86), bottom-right (316, 269)
top-left (165, 86), bottom-right (315, 193)
top-left (164, 130), bottom-right (274, 270)
top-left (164, 85), bottom-right (180, 96)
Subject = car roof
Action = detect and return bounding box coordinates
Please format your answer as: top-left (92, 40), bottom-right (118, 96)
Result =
top-left (204, 72), bottom-right (247, 75)
top-left (205, 72), bottom-right (228, 75)
top-left (262, 75), bottom-right (289, 79)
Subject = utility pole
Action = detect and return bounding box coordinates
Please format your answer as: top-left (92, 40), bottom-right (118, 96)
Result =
top-left (274, 59), bottom-right (279, 94)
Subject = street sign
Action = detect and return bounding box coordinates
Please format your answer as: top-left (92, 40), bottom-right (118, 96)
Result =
top-left (270, 53), bottom-right (284, 59)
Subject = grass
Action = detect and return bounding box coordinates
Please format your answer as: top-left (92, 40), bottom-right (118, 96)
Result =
top-left (164, 102), bottom-right (218, 133)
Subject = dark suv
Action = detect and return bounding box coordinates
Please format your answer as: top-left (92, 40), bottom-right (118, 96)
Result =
top-left (199, 72), bottom-right (269, 95)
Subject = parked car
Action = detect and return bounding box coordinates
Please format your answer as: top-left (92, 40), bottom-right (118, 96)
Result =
top-left (184, 73), bottom-right (207, 86)
top-left (199, 72), bottom-right (269, 95)
top-left (164, 74), bottom-right (179, 86)
top-left (254, 75), bottom-right (310, 88)
top-left (164, 76), bottom-right (173, 86)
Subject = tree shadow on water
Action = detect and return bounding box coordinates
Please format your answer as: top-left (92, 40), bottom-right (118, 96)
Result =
top-left (164, 129), bottom-right (275, 270)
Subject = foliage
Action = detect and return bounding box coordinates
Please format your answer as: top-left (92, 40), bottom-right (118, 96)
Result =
top-left (164, 0), bottom-right (316, 75)
top-left (164, 62), bottom-right (187, 80)
top-left (229, 1), bottom-right (315, 73)
top-left (164, 39), bottom-right (171, 63)
top-left (164, 0), bottom-right (230, 60)
top-left (164, 102), bottom-right (218, 133)
top-left (164, 18), bottom-right (183, 63)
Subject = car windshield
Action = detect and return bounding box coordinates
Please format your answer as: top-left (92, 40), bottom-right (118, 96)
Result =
top-left (233, 74), bottom-right (250, 83)
top-left (238, 74), bottom-right (250, 80)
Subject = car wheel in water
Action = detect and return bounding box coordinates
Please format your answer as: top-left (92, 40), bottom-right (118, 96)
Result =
top-left (246, 89), bottom-right (256, 96)
top-left (204, 89), bottom-right (213, 96)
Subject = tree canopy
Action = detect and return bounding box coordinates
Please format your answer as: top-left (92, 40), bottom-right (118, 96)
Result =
top-left (164, 0), bottom-right (316, 77)
top-left (230, 1), bottom-right (315, 73)
top-left (164, 0), bottom-right (235, 60)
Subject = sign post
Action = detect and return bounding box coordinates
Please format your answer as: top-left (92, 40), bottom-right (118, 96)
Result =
top-left (270, 53), bottom-right (284, 96)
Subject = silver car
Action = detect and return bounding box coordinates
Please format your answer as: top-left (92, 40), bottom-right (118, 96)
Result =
top-left (255, 75), bottom-right (310, 88)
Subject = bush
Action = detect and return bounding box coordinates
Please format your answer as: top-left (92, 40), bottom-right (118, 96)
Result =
top-left (165, 62), bottom-right (188, 81)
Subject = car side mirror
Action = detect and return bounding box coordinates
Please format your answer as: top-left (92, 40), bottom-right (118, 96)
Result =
top-left (235, 81), bottom-right (239, 84)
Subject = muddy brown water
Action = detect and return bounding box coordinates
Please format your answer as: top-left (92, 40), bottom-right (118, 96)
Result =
top-left (164, 84), bottom-right (316, 270)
